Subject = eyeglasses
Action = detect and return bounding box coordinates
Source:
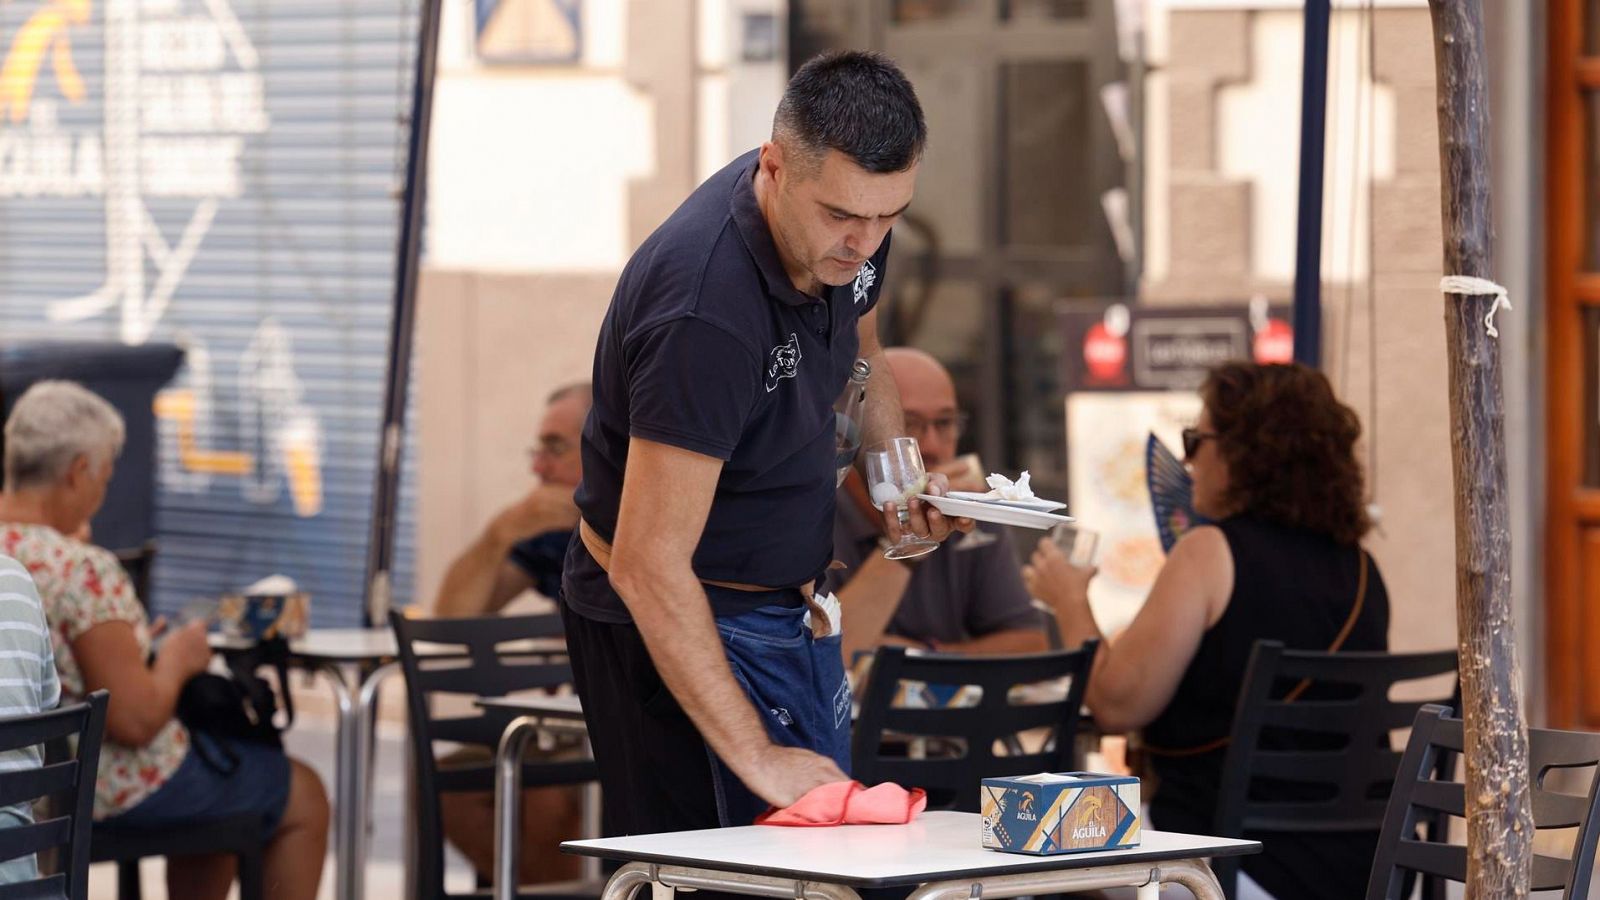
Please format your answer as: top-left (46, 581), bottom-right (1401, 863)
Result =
top-left (1181, 427), bottom-right (1219, 461)
top-left (904, 412), bottom-right (969, 440)
top-left (526, 437), bottom-right (575, 462)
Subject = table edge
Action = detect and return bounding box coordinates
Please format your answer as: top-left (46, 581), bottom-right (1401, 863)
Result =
top-left (557, 839), bottom-right (1263, 888)
top-left (476, 697), bottom-right (584, 715)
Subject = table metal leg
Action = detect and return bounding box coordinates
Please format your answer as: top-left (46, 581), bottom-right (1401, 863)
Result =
top-left (350, 661), bottom-right (398, 900)
top-left (597, 862), bottom-right (656, 900)
top-left (599, 862), bottom-right (862, 900)
top-left (1151, 859), bottom-right (1226, 900)
top-left (580, 733), bottom-right (601, 884)
top-left (904, 857), bottom-right (1226, 900)
top-left (495, 716), bottom-right (543, 900)
top-left (319, 664), bottom-right (360, 900)
top-left (589, 860), bottom-right (1225, 900)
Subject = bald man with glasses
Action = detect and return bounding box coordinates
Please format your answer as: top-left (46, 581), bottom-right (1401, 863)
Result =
top-left (827, 348), bottom-right (1046, 661)
top-left (435, 382), bottom-right (590, 618)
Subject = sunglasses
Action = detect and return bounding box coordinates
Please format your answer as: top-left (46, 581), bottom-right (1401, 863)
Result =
top-left (1181, 427), bottom-right (1219, 461)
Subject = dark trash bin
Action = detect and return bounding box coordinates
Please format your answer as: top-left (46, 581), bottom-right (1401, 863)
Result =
top-left (0, 342), bottom-right (185, 560)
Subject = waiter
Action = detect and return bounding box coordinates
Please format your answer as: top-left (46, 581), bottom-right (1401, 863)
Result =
top-left (561, 50), bottom-right (970, 835)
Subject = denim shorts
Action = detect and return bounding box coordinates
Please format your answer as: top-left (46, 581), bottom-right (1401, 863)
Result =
top-left (100, 731), bottom-right (292, 840)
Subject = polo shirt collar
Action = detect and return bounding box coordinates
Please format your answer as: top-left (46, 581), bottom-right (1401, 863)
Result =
top-left (730, 155), bottom-right (817, 308)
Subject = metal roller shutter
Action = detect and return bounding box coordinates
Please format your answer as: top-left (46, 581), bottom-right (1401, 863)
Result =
top-left (0, 0), bottom-right (422, 626)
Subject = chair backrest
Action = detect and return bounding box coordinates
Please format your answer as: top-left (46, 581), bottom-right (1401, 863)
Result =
top-left (1212, 641), bottom-right (1458, 897)
top-left (1366, 704), bottom-right (1600, 900)
top-left (112, 541), bottom-right (157, 609)
top-left (388, 611), bottom-right (585, 898)
top-left (852, 641), bottom-right (1097, 813)
top-left (0, 691), bottom-right (108, 900)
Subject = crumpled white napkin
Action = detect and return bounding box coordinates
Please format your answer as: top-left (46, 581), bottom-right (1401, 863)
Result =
top-left (984, 471), bottom-right (1034, 501)
top-left (242, 574), bottom-right (297, 596)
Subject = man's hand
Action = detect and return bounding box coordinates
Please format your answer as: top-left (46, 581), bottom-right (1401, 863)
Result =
top-left (881, 471), bottom-right (975, 545)
top-left (490, 483), bottom-right (580, 548)
top-left (738, 745), bottom-right (848, 809)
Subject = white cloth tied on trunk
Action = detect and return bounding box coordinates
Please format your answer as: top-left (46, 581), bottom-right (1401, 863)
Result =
top-left (1440, 275), bottom-right (1512, 339)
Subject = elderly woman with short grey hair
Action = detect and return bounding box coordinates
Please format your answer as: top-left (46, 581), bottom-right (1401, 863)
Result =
top-left (0, 381), bottom-right (329, 900)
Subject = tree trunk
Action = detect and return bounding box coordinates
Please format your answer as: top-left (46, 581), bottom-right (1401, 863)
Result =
top-left (1426, 2), bottom-right (1534, 896)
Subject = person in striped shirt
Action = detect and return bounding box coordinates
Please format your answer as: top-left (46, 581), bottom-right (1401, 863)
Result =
top-left (0, 554), bottom-right (61, 884)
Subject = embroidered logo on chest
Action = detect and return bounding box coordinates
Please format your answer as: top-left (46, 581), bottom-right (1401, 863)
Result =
top-left (852, 259), bottom-right (877, 306)
top-left (765, 333), bottom-right (802, 392)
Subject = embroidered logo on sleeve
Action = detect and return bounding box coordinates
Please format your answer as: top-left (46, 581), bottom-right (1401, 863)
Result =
top-left (765, 333), bottom-right (802, 392)
top-left (852, 259), bottom-right (877, 306)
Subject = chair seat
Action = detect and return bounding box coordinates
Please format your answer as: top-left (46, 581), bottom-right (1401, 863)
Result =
top-left (89, 814), bottom-right (263, 861)
top-left (89, 814), bottom-right (266, 900)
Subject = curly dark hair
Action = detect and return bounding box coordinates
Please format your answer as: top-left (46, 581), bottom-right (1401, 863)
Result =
top-left (1200, 361), bottom-right (1370, 545)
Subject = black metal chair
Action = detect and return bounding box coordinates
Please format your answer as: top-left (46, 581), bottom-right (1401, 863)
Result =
top-left (390, 611), bottom-right (599, 900)
top-left (89, 813), bottom-right (265, 900)
top-left (852, 641), bottom-right (1098, 813)
top-left (0, 691), bottom-right (107, 900)
top-left (1212, 640), bottom-right (1459, 899)
top-left (82, 636), bottom-right (273, 900)
top-left (1365, 704), bottom-right (1600, 900)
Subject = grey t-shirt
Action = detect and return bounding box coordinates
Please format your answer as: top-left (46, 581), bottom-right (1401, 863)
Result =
top-left (0, 555), bottom-right (60, 885)
top-left (824, 487), bottom-right (1043, 645)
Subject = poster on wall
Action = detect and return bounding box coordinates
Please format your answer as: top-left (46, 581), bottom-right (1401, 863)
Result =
top-left (0, 0), bottom-right (423, 626)
top-left (476, 0), bottom-right (582, 63)
top-left (1065, 391), bottom-right (1198, 634)
top-left (1059, 300), bottom-right (1292, 633)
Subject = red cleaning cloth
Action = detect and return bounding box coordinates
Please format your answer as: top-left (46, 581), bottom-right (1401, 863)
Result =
top-left (755, 781), bottom-right (928, 826)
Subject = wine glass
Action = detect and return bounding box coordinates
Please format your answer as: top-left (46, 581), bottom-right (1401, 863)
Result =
top-left (1051, 524), bottom-right (1101, 567)
top-left (863, 437), bottom-right (940, 560)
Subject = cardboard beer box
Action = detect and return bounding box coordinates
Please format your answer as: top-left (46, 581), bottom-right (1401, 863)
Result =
top-left (219, 575), bottom-right (310, 641)
top-left (980, 772), bottom-right (1140, 855)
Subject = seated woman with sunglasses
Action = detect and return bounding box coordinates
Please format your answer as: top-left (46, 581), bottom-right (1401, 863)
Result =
top-left (1024, 361), bottom-right (1389, 900)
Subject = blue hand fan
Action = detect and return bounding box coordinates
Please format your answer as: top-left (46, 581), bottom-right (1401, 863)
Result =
top-left (1147, 432), bottom-right (1206, 553)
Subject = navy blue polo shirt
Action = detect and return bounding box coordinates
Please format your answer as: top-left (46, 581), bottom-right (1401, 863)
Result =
top-left (564, 149), bottom-right (892, 624)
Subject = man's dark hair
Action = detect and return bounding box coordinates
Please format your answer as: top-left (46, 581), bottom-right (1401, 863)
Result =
top-left (773, 51), bottom-right (926, 174)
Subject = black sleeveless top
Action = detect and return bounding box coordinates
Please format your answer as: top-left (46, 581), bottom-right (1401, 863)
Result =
top-left (1144, 515), bottom-right (1389, 900)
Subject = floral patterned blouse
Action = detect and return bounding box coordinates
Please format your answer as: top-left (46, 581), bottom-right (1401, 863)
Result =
top-left (0, 523), bottom-right (189, 818)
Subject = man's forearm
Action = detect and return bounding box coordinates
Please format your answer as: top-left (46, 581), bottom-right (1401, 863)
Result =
top-left (857, 345), bottom-right (905, 454)
top-left (616, 568), bottom-right (774, 781)
top-left (434, 530), bottom-right (510, 617)
top-left (837, 554), bottom-right (912, 662)
top-left (939, 628), bottom-right (1049, 656)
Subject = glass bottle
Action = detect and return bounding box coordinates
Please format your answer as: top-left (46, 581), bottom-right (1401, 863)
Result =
top-left (834, 359), bottom-right (871, 486)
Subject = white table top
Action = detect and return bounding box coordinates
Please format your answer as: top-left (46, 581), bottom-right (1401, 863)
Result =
top-left (477, 693), bottom-right (584, 720)
top-left (209, 628), bottom-right (568, 662)
top-left (561, 811), bottom-right (1258, 888)
top-left (209, 628), bottom-right (398, 660)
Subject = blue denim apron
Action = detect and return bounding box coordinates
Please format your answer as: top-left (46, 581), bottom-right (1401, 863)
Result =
top-left (705, 589), bottom-right (850, 826)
